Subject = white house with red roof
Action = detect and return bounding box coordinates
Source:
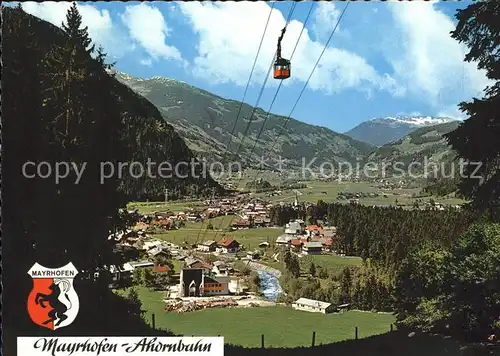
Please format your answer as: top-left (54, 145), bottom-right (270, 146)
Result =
top-left (216, 237), bottom-right (240, 253)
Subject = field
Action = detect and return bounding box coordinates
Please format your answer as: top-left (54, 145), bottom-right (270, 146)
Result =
top-left (128, 180), bottom-right (466, 216)
top-left (151, 216), bottom-right (282, 250)
top-left (300, 255), bottom-right (363, 275)
top-left (132, 287), bottom-right (396, 348)
top-left (254, 180), bottom-right (465, 208)
top-left (128, 201), bottom-right (203, 214)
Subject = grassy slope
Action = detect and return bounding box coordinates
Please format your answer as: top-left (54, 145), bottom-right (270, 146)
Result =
top-left (130, 287), bottom-right (395, 348)
top-left (367, 122), bottom-right (460, 168)
top-left (300, 255), bottom-right (363, 275)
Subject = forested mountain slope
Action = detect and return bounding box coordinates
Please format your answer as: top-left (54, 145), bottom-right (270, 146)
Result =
top-left (115, 72), bottom-right (374, 168)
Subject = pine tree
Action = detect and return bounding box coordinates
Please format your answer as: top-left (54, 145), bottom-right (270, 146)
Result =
top-left (62, 2), bottom-right (94, 55)
top-left (444, 0), bottom-right (500, 213)
top-left (339, 267), bottom-right (352, 304)
top-left (309, 262), bottom-right (316, 277)
top-left (283, 250), bottom-right (292, 269)
top-left (126, 288), bottom-right (143, 317)
top-left (286, 254), bottom-right (301, 278)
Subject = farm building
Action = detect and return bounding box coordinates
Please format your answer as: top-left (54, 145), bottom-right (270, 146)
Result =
top-left (217, 237), bottom-right (240, 253)
top-left (306, 225), bottom-right (323, 237)
top-left (290, 239), bottom-right (304, 251)
top-left (198, 240), bottom-right (217, 252)
top-left (231, 219), bottom-right (251, 230)
top-left (247, 250), bottom-right (261, 260)
top-left (275, 234), bottom-right (294, 246)
top-left (107, 263), bottom-right (135, 287)
top-left (212, 261), bottom-right (229, 276)
top-left (184, 257), bottom-right (213, 274)
top-left (292, 298), bottom-right (335, 314)
top-left (285, 220), bottom-right (305, 235)
top-left (125, 260), bottom-right (154, 269)
top-left (203, 276), bottom-right (230, 296)
top-left (147, 245), bottom-right (171, 258)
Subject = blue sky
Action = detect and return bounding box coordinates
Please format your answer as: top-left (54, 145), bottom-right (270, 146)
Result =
top-left (18, 1), bottom-right (492, 133)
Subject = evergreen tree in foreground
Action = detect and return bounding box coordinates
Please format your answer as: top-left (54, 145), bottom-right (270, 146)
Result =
top-left (2, 6), bottom-right (169, 351)
top-left (445, 0), bottom-right (500, 214)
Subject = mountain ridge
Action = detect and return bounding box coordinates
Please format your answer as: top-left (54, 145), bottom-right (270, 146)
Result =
top-left (2, 8), bottom-right (222, 201)
top-left (367, 121), bottom-right (461, 175)
top-left (346, 116), bottom-right (458, 146)
top-left (114, 71), bottom-right (375, 169)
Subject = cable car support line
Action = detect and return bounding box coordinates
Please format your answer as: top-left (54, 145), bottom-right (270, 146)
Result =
top-left (226, 0), bottom-right (315, 199)
top-left (198, 2), bottom-right (298, 246)
top-left (250, 0), bottom-right (350, 189)
top-left (194, 2), bottom-right (276, 244)
top-left (247, 1), bottom-right (315, 168)
top-left (195, 2), bottom-right (297, 246)
top-left (231, 1), bottom-right (297, 159)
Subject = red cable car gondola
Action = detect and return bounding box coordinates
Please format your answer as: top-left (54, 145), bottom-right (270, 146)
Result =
top-left (274, 27), bottom-right (291, 80)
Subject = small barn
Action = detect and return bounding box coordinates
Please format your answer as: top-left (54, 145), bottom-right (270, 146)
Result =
top-left (198, 240), bottom-right (217, 252)
top-left (292, 297), bottom-right (335, 314)
top-left (217, 237), bottom-right (240, 253)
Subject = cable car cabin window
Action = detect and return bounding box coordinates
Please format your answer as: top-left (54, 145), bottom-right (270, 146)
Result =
top-left (274, 62), bottom-right (291, 80)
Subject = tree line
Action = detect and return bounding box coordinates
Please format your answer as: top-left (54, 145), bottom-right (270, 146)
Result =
top-left (278, 251), bottom-right (394, 313)
top-left (270, 202), bottom-right (476, 267)
top-left (2, 4), bottom-right (204, 349)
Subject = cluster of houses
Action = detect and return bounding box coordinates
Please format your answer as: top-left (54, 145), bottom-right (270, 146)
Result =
top-left (140, 196), bottom-right (276, 232)
top-left (275, 220), bottom-right (336, 255)
top-left (107, 214), bottom-right (250, 295)
top-left (105, 235), bottom-right (248, 296)
top-left (145, 211), bottom-right (203, 229)
top-left (229, 201), bottom-right (273, 230)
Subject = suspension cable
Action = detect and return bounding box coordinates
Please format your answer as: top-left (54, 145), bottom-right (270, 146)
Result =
top-left (245, 1), bottom-right (316, 176)
top-left (193, 2), bottom-right (276, 244)
top-left (196, 2), bottom-right (298, 245)
top-left (206, 2), bottom-right (306, 246)
top-left (231, 1), bottom-right (297, 159)
top-left (249, 1), bottom-right (350, 192)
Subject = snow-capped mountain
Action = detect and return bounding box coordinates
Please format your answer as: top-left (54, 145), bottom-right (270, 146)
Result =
top-left (345, 116), bottom-right (458, 146)
top-left (371, 116), bottom-right (456, 127)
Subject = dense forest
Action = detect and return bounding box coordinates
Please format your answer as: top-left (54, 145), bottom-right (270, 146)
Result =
top-left (1, 4), bottom-right (221, 353)
top-left (270, 202), bottom-right (475, 266)
top-left (272, 202), bottom-right (475, 317)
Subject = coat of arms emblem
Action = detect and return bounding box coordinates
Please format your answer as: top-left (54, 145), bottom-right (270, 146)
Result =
top-left (27, 262), bottom-right (79, 330)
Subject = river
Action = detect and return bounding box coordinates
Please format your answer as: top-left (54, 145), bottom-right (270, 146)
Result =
top-left (245, 261), bottom-right (283, 302)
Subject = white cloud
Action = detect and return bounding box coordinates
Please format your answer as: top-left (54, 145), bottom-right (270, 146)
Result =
top-left (386, 2), bottom-right (493, 108)
top-left (437, 105), bottom-right (467, 121)
top-left (140, 58), bottom-right (153, 66)
top-left (396, 111), bottom-right (422, 117)
top-left (121, 3), bottom-right (185, 64)
top-left (21, 1), bottom-right (134, 60)
top-left (312, 2), bottom-right (344, 41)
top-left (178, 2), bottom-right (401, 96)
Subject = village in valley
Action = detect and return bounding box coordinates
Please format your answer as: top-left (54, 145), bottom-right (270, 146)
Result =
top-left (109, 191), bottom-right (353, 316)
top-left (96, 175), bottom-right (468, 346)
